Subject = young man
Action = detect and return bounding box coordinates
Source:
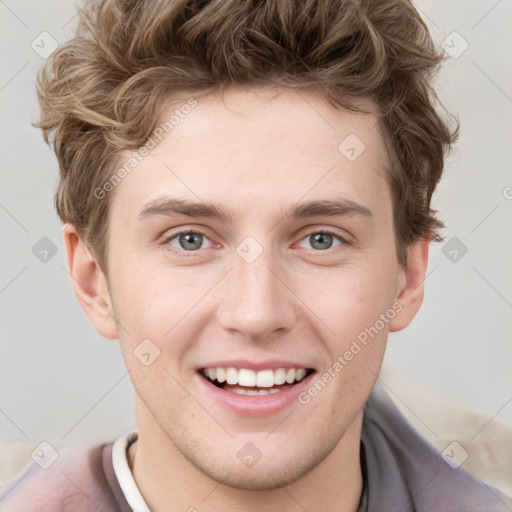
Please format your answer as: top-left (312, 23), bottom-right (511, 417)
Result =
top-left (1, 0), bottom-right (510, 510)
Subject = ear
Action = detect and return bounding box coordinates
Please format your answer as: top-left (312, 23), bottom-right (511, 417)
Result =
top-left (63, 224), bottom-right (118, 340)
top-left (389, 238), bottom-right (431, 332)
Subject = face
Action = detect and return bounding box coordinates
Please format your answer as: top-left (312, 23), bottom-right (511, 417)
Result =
top-left (73, 87), bottom-right (423, 490)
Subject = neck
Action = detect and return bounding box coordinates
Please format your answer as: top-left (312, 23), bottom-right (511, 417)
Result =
top-left (128, 402), bottom-right (364, 512)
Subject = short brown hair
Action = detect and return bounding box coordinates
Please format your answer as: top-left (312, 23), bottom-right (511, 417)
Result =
top-left (35, 0), bottom-right (458, 271)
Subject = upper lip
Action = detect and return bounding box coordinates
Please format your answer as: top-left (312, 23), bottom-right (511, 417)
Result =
top-left (198, 360), bottom-right (315, 371)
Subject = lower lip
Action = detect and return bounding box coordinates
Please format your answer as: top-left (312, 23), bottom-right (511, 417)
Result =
top-left (195, 372), bottom-right (315, 416)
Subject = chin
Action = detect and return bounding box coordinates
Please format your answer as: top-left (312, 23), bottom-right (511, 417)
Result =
top-left (180, 437), bottom-right (339, 491)
top-left (200, 459), bottom-right (313, 491)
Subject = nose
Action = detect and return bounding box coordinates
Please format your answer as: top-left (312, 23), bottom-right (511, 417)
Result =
top-left (216, 243), bottom-right (297, 342)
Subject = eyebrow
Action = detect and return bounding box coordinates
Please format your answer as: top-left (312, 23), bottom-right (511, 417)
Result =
top-left (137, 197), bottom-right (373, 223)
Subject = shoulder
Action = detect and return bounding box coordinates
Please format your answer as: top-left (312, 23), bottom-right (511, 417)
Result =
top-left (0, 440), bottom-right (126, 512)
top-left (362, 383), bottom-right (512, 512)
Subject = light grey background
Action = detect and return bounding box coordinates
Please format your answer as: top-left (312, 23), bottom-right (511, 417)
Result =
top-left (1, 0), bottom-right (511, 446)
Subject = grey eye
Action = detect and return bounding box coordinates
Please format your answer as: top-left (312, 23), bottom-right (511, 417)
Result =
top-left (298, 232), bottom-right (342, 251)
top-left (169, 232), bottom-right (211, 251)
top-left (309, 232), bottom-right (334, 250)
top-left (180, 233), bottom-right (202, 250)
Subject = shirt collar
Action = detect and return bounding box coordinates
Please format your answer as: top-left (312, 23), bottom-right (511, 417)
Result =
top-left (112, 431), bottom-right (150, 512)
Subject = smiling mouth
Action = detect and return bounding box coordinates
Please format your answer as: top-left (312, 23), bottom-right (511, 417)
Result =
top-left (199, 367), bottom-right (315, 395)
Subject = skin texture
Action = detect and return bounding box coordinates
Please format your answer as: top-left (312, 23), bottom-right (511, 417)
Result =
top-left (64, 87), bottom-right (430, 512)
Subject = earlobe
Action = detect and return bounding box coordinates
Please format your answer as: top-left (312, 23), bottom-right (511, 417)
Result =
top-left (63, 224), bottom-right (118, 340)
top-left (389, 238), bottom-right (431, 332)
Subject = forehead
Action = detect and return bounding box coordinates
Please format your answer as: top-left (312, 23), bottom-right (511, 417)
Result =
top-left (111, 86), bottom-right (391, 223)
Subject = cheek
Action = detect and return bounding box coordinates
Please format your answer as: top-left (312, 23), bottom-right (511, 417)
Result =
top-left (110, 256), bottom-right (186, 323)
top-left (110, 264), bottom-right (211, 366)
top-left (295, 261), bottom-right (398, 342)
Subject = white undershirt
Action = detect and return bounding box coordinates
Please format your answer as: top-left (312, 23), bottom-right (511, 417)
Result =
top-left (112, 432), bottom-right (150, 512)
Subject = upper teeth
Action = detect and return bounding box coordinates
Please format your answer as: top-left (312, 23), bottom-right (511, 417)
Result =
top-left (202, 367), bottom-right (307, 387)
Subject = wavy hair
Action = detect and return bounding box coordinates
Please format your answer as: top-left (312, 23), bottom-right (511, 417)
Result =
top-left (35, 0), bottom-right (458, 270)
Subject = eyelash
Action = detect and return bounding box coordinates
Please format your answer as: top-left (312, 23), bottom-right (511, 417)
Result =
top-left (163, 228), bottom-right (347, 256)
